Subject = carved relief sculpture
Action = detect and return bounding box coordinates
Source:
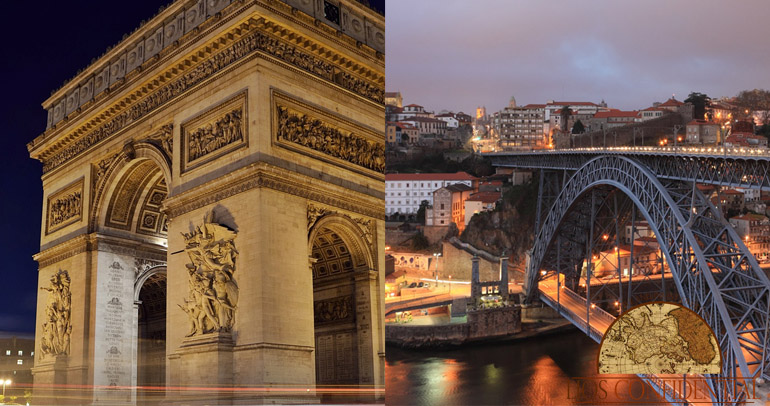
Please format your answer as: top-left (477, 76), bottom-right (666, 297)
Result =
top-left (182, 93), bottom-right (247, 172)
top-left (40, 270), bottom-right (72, 357)
top-left (277, 105), bottom-right (385, 173)
top-left (145, 124), bottom-right (174, 158)
top-left (187, 108), bottom-right (243, 162)
top-left (179, 212), bottom-right (238, 336)
top-left (314, 296), bottom-right (354, 325)
top-left (46, 180), bottom-right (84, 234)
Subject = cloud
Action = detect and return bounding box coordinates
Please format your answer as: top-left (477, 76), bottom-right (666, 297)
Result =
top-left (386, 0), bottom-right (770, 113)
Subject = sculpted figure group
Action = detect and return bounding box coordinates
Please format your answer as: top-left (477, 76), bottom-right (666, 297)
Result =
top-left (179, 212), bottom-right (239, 336)
top-left (49, 191), bottom-right (82, 228)
top-left (40, 270), bottom-right (72, 356)
top-left (187, 108), bottom-right (243, 162)
top-left (277, 106), bottom-right (385, 173)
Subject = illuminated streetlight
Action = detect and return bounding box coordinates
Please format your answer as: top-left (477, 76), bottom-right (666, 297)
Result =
top-left (433, 252), bottom-right (442, 286)
top-left (2, 379), bottom-right (11, 401)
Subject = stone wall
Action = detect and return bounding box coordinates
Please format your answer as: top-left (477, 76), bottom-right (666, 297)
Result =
top-left (441, 238), bottom-right (501, 281)
top-left (385, 305), bottom-right (521, 347)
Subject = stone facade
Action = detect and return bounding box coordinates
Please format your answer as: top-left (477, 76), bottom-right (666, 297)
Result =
top-left (28, 0), bottom-right (384, 403)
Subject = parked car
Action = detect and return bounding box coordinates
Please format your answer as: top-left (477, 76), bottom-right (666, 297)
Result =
top-left (417, 282), bottom-right (424, 288)
top-left (408, 282), bottom-right (417, 288)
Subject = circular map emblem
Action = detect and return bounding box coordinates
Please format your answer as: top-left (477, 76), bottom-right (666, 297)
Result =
top-left (598, 302), bottom-right (721, 374)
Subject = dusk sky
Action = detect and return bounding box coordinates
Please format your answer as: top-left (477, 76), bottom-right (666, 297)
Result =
top-left (386, 0), bottom-right (770, 114)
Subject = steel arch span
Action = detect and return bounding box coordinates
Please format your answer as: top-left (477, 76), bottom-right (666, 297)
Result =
top-left (524, 155), bottom-right (770, 402)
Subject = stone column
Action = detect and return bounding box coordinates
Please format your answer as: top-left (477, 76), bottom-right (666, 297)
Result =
top-left (499, 256), bottom-right (509, 297)
top-left (471, 255), bottom-right (480, 306)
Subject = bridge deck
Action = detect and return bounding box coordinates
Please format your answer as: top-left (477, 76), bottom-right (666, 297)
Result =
top-left (539, 279), bottom-right (695, 405)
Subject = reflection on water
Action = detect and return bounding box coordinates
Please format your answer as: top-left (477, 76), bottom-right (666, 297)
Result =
top-left (386, 330), bottom-right (665, 405)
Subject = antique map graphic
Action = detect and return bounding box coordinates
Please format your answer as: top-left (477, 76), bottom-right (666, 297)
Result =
top-left (598, 302), bottom-right (721, 374)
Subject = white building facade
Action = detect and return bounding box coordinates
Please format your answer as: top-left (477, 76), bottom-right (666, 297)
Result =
top-left (385, 172), bottom-right (476, 215)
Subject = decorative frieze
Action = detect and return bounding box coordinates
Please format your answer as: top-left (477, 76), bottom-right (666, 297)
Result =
top-left (314, 295), bottom-right (354, 325)
top-left (40, 269), bottom-right (72, 357)
top-left (276, 102), bottom-right (385, 174)
top-left (39, 19), bottom-right (383, 174)
top-left (182, 93), bottom-right (246, 172)
top-left (46, 179), bottom-right (84, 234)
top-left (180, 212), bottom-right (238, 336)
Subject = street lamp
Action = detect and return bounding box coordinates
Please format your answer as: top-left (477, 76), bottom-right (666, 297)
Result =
top-left (2, 379), bottom-right (11, 401)
top-left (433, 253), bottom-right (442, 287)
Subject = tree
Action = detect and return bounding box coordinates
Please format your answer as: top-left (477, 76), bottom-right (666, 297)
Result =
top-left (684, 92), bottom-right (711, 120)
top-left (572, 119), bottom-right (585, 134)
top-left (400, 133), bottom-right (410, 144)
top-left (734, 89), bottom-right (770, 125)
top-left (559, 105), bottom-right (573, 133)
top-left (416, 200), bottom-right (430, 224)
top-left (411, 231), bottom-right (430, 250)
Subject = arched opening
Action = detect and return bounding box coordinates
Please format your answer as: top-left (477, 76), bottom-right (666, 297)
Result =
top-left (310, 226), bottom-right (360, 385)
top-left (94, 154), bottom-right (171, 400)
top-left (136, 269), bottom-right (166, 404)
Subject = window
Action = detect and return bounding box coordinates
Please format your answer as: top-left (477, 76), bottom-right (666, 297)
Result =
top-left (4, 350), bottom-right (8, 356)
top-left (17, 360), bottom-right (22, 365)
top-left (440, 203), bottom-right (445, 210)
top-left (17, 351), bottom-right (22, 356)
top-left (30, 351), bottom-right (33, 356)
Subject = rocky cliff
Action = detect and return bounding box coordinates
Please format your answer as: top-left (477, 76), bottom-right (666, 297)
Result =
top-left (460, 178), bottom-right (538, 272)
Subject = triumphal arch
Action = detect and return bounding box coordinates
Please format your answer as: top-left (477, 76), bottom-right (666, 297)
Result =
top-left (26, 0), bottom-right (384, 403)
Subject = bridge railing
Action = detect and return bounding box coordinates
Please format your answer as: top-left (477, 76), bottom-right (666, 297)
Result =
top-left (560, 287), bottom-right (617, 326)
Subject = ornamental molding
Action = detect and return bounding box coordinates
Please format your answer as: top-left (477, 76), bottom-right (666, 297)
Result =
top-left (163, 161), bottom-right (383, 220)
top-left (307, 203), bottom-right (374, 245)
top-left (32, 15), bottom-right (383, 175)
top-left (34, 233), bottom-right (166, 269)
top-left (274, 92), bottom-right (384, 175)
top-left (34, 235), bottom-right (94, 269)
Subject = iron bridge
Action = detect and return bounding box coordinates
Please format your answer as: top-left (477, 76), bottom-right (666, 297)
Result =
top-left (487, 147), bottom-right (770, 405)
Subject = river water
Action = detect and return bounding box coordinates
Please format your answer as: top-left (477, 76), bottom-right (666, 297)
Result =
top-left (385, 329), bottom-right (666, 405)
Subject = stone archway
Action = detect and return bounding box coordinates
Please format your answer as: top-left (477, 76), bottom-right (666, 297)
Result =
top-left (134, 266), bottom-right (167, 404)
top-left (91, 157), bottom-right (169, 403)
top-left (308, 212), bottom-right (377, 386)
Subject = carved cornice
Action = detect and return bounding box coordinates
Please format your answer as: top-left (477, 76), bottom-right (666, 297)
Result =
top-left (34, 235), bottom-right (94, 269)
top-left (33, 233), bottom-right (166, 269)
top-left (163, 161), bottom-right (383, 219)
top-left (32, 15), bottom-right (383, 175)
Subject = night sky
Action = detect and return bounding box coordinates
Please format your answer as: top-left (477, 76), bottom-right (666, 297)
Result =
top-left (0, 0), bottom-right (384, 335)
top-left (386, 0), bottom-right (770, 114)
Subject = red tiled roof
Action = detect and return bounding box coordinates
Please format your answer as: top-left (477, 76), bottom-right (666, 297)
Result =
top-left (548, 101), bottom-right (598, 106)
top-left (386, 172), bottom-right (477, 181)
top-left (523, 104), bottom-right (546, 108)
top-left (594, 111), bottom-right (639, 118)
top-left (405, 103), bottom-right (423, 108)
top-left (722, 189), bottom-right (745, 195)
top-left (659, 97), bottom-right (684, 107)
top-left (687, 119), bottom-right (717, 125)
top-left (642, 107), bottom-right (665, 112)
top-left (401, 116), bottom-right (444, 123)
top-left (466, 192), bottom-right (501, 203)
